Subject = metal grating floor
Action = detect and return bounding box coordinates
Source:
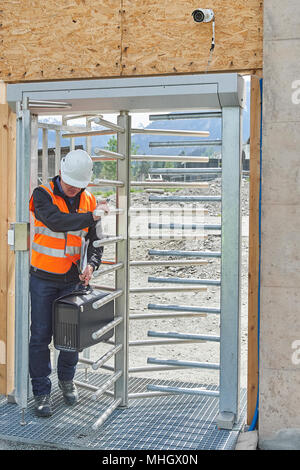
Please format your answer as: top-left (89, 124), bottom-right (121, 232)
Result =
top-left (0, 371), bottom-right (246, 450)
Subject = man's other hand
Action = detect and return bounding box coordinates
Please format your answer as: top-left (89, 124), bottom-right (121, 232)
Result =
top-left (79, 264), bottom-right (94, 286)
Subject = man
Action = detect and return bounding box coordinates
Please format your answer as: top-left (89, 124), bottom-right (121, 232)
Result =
top-left (29, 149), bottom-right (108, 417)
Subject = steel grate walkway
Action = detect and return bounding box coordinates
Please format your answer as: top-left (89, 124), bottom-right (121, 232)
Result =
top-left (0, 371), bottom-right (246, 450)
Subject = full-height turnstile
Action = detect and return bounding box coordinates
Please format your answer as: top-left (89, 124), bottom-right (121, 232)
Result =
top-left (7, 73), bottom-right (244, 430)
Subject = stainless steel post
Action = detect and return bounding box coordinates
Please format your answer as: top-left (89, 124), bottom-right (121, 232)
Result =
top-left (114, 111), bottom-right (131, 408)
top-left (14, 99), bottom-right (31, 411)
top-left (217, 106), bottom-right (242, 430)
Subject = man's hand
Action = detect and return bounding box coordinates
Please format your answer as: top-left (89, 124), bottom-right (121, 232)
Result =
top-left (79, 264), bottom-right (94, 286)
top-left (93, 200), bottom-right (110, 221)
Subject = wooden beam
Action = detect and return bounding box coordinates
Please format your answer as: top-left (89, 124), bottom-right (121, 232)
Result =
top-left (0, 81), bottom-right (7, 104)
top-left (0, 95), bottom-right (16, 395)
top-left (247, 74), bottom-right (262, 425)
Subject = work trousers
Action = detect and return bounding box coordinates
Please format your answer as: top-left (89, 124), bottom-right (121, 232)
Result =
top-left (29, 274), bottom-right (79, 396)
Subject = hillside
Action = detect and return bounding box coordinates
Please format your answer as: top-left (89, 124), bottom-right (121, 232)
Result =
top-left (39, 79), bottom-right (250, 156)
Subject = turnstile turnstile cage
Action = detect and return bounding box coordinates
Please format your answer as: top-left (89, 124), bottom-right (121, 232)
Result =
top-left (9, 73), bottom-right (243, 432)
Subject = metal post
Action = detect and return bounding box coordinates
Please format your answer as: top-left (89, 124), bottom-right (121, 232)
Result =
top-left (14, 99), bottom-right (31, 413)
top-left (55, 130), bottom-right (61, 176)
top-left (42, 128), bottom-right (48, 183)
top-left (217, 106), bottom-right (242, 430)
top-left (114, 111), bottom-right (130, 408)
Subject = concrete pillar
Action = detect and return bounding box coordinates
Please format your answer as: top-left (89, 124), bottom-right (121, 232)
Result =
top-left (259, 0), bottom-right (300, 449)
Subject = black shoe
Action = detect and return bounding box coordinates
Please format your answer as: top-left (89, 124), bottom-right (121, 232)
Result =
top-left (34, 394), bottom-right (52, 417)
top-left (58, 380), bottom-right (79, 406)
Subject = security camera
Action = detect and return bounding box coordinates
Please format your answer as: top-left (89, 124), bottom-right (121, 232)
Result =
top-left (192, 8), bottom-right (214, 23)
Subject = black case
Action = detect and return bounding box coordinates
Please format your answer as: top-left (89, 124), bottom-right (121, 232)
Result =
top-left (53, 288), bottom-right (114, 352)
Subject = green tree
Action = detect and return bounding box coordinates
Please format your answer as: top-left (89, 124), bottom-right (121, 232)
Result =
top-left (100, 136), bottom-right (140, 180)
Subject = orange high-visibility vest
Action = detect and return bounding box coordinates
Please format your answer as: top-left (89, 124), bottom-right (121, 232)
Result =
top-left (29, 181), bottom-right (96, 274)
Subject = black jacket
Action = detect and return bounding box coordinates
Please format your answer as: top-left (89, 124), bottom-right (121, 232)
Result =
top-left (30, 176), bottom-right (103, 283)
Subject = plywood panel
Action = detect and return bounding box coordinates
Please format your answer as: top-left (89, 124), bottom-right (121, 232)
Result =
top-left (1, 0), bottom-right (122, 81)
top-left (0, 0), bottom-right (262, 82)
top-left (0, 103), bottom-right (15, 395)
top-left (6, 108), bottom-right (16, 395)
top-left (121, 0), bottom-right (263, 76)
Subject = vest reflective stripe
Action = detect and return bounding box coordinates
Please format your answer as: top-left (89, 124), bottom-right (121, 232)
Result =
top-left (30, 180), bottom-right (96, 274)
top-left (34, 226), bottom-right (65, 239)
top-left (68, 230), bottom-right (88, 238)
top-left (32, 242), bottom-right (66, 258)
top-left (34, 226), bottom-right (87, 239)
top-left (65, 245), bottom-right (81, 255)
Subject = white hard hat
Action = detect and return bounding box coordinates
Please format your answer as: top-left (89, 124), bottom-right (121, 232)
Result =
top-left (60, 149), bottom-right (93, 188)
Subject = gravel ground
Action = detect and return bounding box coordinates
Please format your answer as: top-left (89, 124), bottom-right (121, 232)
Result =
top-left (90, 176), bottom-right (249, 387)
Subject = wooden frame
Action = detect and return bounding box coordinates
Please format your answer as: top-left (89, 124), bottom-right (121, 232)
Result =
top-left (247, 74), bottom-right (262, 425)
top-left (0, 84), bottom-right (16, 395)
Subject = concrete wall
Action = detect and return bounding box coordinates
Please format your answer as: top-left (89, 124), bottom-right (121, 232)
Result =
top-left (259, 0), bottom-right (300, 450)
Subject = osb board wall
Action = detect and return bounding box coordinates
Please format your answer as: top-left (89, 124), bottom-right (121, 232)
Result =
top-left (0, 0), bottom-right (263, 83)
top-left (1, 0), bottom-right (122, 81)
top-left (121, 0), bottom-right (263, 76)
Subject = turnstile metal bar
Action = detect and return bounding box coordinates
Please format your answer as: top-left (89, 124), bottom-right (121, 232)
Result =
top-left (91, 317), bottom-right (123, 341)
top-left (77, 357), bottom-right (94, 366)
top-left (148, 249), bottom-right (221, 258)
top-left (129, 365), bottom-right (193, 373)
top-left (148, 223), bottom-right (221, 231)
top-left (93, 236), bottom-right (124, 247)
top-left (149, 168), bottom-right (222, 174)
top-left (73, 380), bottom-right (99, 392)
top-left (63, 112), bottom-right (101, 120)
top-left (92, 398), bottom-right (122, 431)
top-left (148, 276), bottom-right (221, 286)
top-left (148, 303), bottom-right (221, 314)
top-left (129, 207), bottom-right (208, 215)
top-left (147, 331), bottom-right (220, 342)
top-left (62, 129), bottom-right (116, 138)
top-left (93, 262), bottom-right (124, 278)
top-left (29, 100), bottom-right (72, 108)
top-left (94, 147), bottom-right (125, 160)
top-left (88, 116), bottom-right (125, 133)
top-left (147, 357), bottom-right (220, 370)
top-left (94, 208), bottom-right (124, 217)
top-left (92, 289), bottom-right (123, 310)
top-left (38, 122), bottom-right (88, 133)
top-left (129, 312), bottom-right (207, 320)
top-left (128, 338), bottom-right (206, 346)
top-left (128, 391), bottom-right (182, 399)
top-left (149, 195), bottom-right (221, 202)
top-left (92, 178), bottom-right (124, 187)
top-left (130, 286), bottom-right (206, 294)
top-left (92, 344), bottom-right (123, 370)
top-left (130, 259), bottom-right (208, 266)
top-left (131, 181), bottom-right (208, 188)
top-left (149, 139), bottom-right (222, 148)
top-left (149, 111), bottom-right (222, 120)
top-left (131, 155), bottom-right (209, 163)
top-left (92, 371), bottom-right (123, 401)
top-left (131, 128), bottom-right (209, 137)
top-left (130, 234), bottom-right (208, 241)
top-left (147, 384), bottom-right (220, 398)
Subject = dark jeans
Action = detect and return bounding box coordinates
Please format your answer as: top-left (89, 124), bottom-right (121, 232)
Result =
top-left (29, 274), bottom-right (79, 396)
